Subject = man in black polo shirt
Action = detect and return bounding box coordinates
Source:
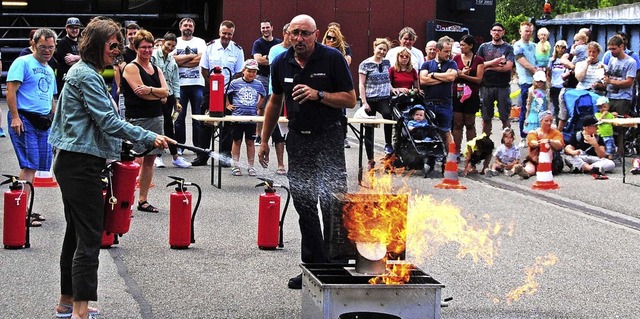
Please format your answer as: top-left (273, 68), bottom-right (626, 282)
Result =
top-left (258, 14), bottom-right (356, 290)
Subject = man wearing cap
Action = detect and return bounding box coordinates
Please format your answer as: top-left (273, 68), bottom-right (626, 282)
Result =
top-left (193, 19), bottom-right (244, 166)
top-left (53, 17), bottom-right (82, 93)
top-left (564, 114), bottom-right (615, 178)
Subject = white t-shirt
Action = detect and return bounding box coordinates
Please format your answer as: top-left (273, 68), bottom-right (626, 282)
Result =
top-left (172, 36), bottom-right (207, 86)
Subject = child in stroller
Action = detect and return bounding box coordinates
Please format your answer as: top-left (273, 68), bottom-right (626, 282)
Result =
top-left (392, 99), bottom-right (446, 177)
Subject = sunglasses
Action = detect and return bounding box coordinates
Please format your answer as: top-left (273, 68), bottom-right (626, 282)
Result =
top-left (107, 42), bottom-right (121, 51)
top-left (325, 35), bottom-right (336, 41)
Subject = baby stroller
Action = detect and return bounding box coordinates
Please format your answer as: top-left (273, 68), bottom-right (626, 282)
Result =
top-left (390, 94), bottom-right (446, 177)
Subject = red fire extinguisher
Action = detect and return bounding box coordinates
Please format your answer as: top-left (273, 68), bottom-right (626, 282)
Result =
top-left (255, 178), bottom-right (290, 250)
top-left (103, 141), bottom-right (146, 236)
top-left (2, 175), bottom-right (34, 249)
top-left (209, 66), bottom-right (225, 117)
top-left (167, 176), bottom-right (202, 249)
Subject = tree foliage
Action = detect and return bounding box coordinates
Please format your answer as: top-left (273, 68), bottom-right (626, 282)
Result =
top-left (496, 0), bottom-right (639, 42)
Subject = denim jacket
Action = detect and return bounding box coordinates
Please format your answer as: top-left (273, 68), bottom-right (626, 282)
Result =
top-left (151, 49), bottom-right (180, 99)
top-left (49, 60), bottom-right (156, 160)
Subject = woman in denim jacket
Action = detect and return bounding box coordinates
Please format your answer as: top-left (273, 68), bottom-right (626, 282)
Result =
top-left (48, 17), bottom-right (173, 319)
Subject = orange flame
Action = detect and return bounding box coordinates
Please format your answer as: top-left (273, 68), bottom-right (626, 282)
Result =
top-left (501, 254), bottom-right (559, 304)
top-left (343, 172), bottom-right (506, 285)
top-left (369, 262), bottom-right (413, 285)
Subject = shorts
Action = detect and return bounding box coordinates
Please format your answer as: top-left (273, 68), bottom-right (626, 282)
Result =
top-left (424, 101), bottom-right (453, 132)
top-left (480, 86), bottom-right (511, 123)
top-left (609, 99), bottom-right (632, 117)
top-left (603, 136), bottom-right (615, 156)
top-left (127, 116), bottom-right (163, 155)
top-left (7, 112), bottom-right (53, 171)
top-left (232, 122), bottom-right (257, 141)
top-left (271, 124), bottom-right (285, 144)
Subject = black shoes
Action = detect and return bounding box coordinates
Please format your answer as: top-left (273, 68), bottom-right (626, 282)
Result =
top-left (191, 157), bottom-right (209, 166)
top-left (288, 274), bottom-right (302, 289)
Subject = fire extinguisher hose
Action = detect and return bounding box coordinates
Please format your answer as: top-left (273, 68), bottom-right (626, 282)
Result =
top-left (277, 185), bottom-right (291, 248)
top-left (190, 182), bottom-right (202, 244)
top-left (24, 181), bottom-right (34, 249)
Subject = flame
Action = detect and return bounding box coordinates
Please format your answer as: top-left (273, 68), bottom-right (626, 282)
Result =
top-left (501, 254), bottom-right (559, 304)
top-left (343, 172), bottom-right (506, 285)
top-left (369, 262), bottom-right (413, 285)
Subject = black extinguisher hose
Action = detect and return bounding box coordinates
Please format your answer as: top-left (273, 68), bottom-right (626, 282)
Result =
top-left (24, 181), bottom-right (34, 249)
top-left (277, 185), bottom-right (291, 249)
top-left (190, 182), bottom-right (202, 244)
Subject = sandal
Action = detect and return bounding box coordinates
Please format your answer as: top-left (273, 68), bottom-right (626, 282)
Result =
top-left (30, 212), bottom-right (46, 221)
top-left (276, 168), bottom-right (287, 175)
top-left (248, 167), bottom-right (257, 176)
top-left (55, 303), bottom-right (100, 318)
top-left (231, 167), bottom-right (242, 176)
top-left (137, 201), bottom-right (159, 213)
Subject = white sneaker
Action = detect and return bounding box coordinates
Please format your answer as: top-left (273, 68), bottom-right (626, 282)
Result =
top-left (154, 157), bottom-right (166, 168)
top-left (172, 157), bottom-right (192, 168)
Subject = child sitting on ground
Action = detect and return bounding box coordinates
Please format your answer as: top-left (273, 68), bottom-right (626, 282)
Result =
top-left (226, 59), bottom-right (266, 176)
top-left (463, 133), bottom-right (495, 176)
top-left (488, 128), bottom-right (522, 176)
top-left (407, 105), bottom-right (429, 140)
top-left (594, 96), bottom-right (616, 160)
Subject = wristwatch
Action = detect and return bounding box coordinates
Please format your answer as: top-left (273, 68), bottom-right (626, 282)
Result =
top-left (430, 73), bottom-right (435, 79)
top-left (317, 90), bottom-right (325, 102)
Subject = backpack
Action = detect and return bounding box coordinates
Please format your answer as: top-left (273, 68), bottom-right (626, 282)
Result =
top-left (562, 93), bottom-right (594, 143)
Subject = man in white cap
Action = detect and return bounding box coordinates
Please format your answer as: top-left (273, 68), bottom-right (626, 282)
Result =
top-left (53, 17), bottom-right (82, 93)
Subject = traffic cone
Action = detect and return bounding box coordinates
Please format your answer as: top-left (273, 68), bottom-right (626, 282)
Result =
top-left (531, 142), bottom-right (559, 190)
top-left (435, 142), bottom-right (467, 190)
top-left (33, 170), bottom-right (58, 187)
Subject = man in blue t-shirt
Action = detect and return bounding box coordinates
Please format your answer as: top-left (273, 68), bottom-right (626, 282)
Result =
top-left (514, 21), bottom-right (538, 140)
top-left (6, 28), bottom-right (58, 226)
top-left (419, 36), bottom-right (458, 146)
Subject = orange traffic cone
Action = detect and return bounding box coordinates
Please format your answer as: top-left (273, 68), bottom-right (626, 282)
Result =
top-left (531, 142), bottom-right (559, 190)
top-left (33, 170), bottom-right (58, 187)
top-left (435, 142), bottom-right (467, 190)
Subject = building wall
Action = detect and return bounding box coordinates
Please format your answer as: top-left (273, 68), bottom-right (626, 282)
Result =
top-left (221, 0), bottom-right (437, 92)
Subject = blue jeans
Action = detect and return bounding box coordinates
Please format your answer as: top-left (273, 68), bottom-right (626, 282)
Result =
top-left (519, 83), bottom-right (532, 138)
top-left (174, 85), bottom-right (204, 146)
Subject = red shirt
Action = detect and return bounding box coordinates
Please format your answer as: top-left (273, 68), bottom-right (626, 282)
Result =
top-left (389, 66), bottom-right (418, 90)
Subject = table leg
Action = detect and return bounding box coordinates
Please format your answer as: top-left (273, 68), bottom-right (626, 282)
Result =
top-left (623, 131), bottom-right (627, 184)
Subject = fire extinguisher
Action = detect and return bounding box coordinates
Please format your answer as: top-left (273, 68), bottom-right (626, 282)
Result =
top-left (255, 178), bottom-right (291, 250)
top-left (103, 141), bottom-right (151, 236)
top-left (2, 175), bottom-right (34, 249)
top-left (208, 66), bottom-right (226, 117)
top-left (166, 176), bottom-right (202, 249)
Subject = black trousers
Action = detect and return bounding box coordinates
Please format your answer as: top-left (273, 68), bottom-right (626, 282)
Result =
top-left (54, 150), bottom-right (106, 301)
top-left (195, 96), bottom-right (233, 160)
top-left (286, 124), bottom-right (347, 263)
top-left (364, 97), bottom-right (393, 160)
top-left (162, 95), bottom-right (178, 156)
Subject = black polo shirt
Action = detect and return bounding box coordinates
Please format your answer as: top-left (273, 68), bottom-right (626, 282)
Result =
top-left (271, 43), bottom-right (353, 133)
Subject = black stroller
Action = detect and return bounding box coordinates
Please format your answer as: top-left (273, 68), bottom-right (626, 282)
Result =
top-left (390, 94), bottom-right (446, 177)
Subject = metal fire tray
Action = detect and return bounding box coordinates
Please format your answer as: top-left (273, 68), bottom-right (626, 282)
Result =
top-left (301, 263), bottom-right (445, 319)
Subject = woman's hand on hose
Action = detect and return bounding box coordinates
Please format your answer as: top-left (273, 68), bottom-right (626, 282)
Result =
top-left (154, 135), bottom-right (175, 150)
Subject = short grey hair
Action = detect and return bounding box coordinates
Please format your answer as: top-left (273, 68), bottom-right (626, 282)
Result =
top-left (33, 28), bottom-right (57, 43)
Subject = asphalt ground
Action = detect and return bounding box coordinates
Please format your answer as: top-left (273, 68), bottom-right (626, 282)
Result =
top-left (1, 100), bottom-right (640, 318)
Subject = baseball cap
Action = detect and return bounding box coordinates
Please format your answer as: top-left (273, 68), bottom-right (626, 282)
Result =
top-left (243, 59), bottom-right (259, 70)
top-left (581, 115), bottom-right (599, 127)
top-left (533, 70), bottom-right (546, 82)
top-left (596, 96), bottom-right (609, 106)
top-left (66, 17), bottom-right (82, 27)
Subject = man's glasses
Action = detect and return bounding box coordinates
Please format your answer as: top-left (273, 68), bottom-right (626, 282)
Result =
top-left (290, 29), bottom-right (316, 38)
top-left (107, 42), bottom-right (121, 51)
top-left (325, 35), bottom-right (336, 41)
top-left (491, 29), bottom-right (504, 32)
top-left (37, 45), bottom-right (55, 51)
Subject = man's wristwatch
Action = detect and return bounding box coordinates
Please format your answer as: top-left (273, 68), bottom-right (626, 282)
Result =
top-left (431, 73), bottom-right (435, 79)
top-left (317, 90), bottom-right (325, 102)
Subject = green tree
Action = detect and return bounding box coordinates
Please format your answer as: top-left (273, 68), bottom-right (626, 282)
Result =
top-left (497, 0), bottom-right (640, 25)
